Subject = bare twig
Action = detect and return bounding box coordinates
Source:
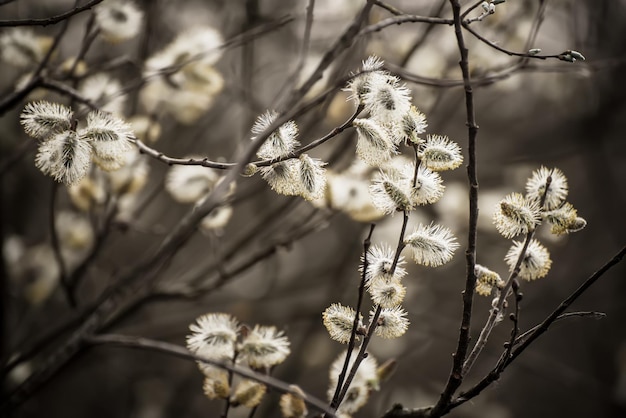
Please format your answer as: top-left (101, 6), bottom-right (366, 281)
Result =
top-left (86, 334), bottom-right (337, 418)
top-left (133, 103), bottom-right (364, 170)
top-left (282, 0), bottom-right (375, 111)
top-left (360, 15), bottom-right (453, 37)
top-left (497, 279), bottom-right (521, 373)
top-left (450, 246), bottom-right (626, 410)
top-left (274, 0), bottom-right (316, 107)
top-left (329, 224), bottom-right (376, 409)
top-left (48, 182), bottom-right (75, 308)
top-left (334, 145), bottom-right (418, 410)
top-left (400, 0), bottom-right (447, 67)
top-left (514, 311), bottom-right (606, 346)
top-left (0, 9), bottom-right (72, 116)
top-left (463, 175), bottom-right (552, 376)
top-left (429, 1), bottom-right (479, 415)
top-left (0, 0), bottom-right (104, 27)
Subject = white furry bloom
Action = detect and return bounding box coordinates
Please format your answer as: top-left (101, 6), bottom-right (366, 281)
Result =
top-left (411, 165), bottom-right (445, 205)
top-left (369, 166), bottom-right (413, 214)
top-left (169, 26), bottom-right (224, 66)
top-left (230, 380), bottom-right (267, 408)
top-left (165, 163), bottom-right (218, 203)
top-left (186, 313), bottom-right (239, 361)
top-left (328, 349), bottom-right (378, 413)
top-left (106, 149), bottom-right (149, 194)
top-left (418, 135), bottom-right (463, 171)
top-left (474, 264), bottom-right (504, 297)
top-left (526, 166), bottom-right (568, 210)
top-left (364, 244), bottom-right (406, 286)
top-left (55, 211), bottom-right (94, 251)
top-left (399, 105), bottom-right (428, 145)
top-left (202, 369), bottom-right (230, 399)
top-left (322, 303), bottom-right (362, 344)
top-left (67, 175), bottom-right (107, 211)
top-left (20, 101), bottom-right (73, 139)
top-left (369, 279), bottom-right (406, 308)
top-left (543, 202), bottom-right (586, 235)
top-left (252, 110), bottom-right (299, 159)
top-left (200, 205), bottom-right (233, 234)
top-left (0, 28), bottom-right (51, 68)
top-left (35, 131), bottom-right (92, 185)
top-left (373, 306), bottom-right (409, 339)
top-left (363, 73), bottom-right (412, 124)
top-left (325, 171), bottom-right (384, 222)
top-left (297, 154), bottom-right (326, 201)
top-left (259, 160), bottom-right (302, 196)
top-left (279, 386), bottom-right (308, 418)
top-left (346, 55), bottom-right (386, 104)
top-left (80, 73), bottom-right (126, 115)
top-left (94, 0), bottom-right (143, 43)
top-left (80, 110), bottom-right (134, 170)
top-left (505, 239), bottom-right (552, 281)
top-left (493, 192), bottom-right (541, 239)
top-left (238, 325), bottom-right (290, 369)
top-left (353, 118), bottom-right (395, 166)
top-left (404, 223), bottom-right (459, 267)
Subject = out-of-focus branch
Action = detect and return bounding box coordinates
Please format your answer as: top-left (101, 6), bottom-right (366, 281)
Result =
top-left (360, 14), bottom-right (452, 37)
top-left (0, 0), bottom-right (104, 27)
top-left (86, 334), bottom-right (337, 418)
top-left (48, 182), bottom-right (75, 308)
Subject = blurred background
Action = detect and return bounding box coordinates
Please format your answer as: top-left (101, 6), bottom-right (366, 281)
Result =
top-left (1, 0), bottom-right (626, 417)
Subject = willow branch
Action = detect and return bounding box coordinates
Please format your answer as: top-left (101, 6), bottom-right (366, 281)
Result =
top-left (451, 246), bottom-right (626, 410)
top-left (0, 0), bottom-right (104, 27)
top-left (359, 14), bottom-right (452, 37)
top-left (86, 334), bottom-right (337, 418)
top-left (329, 224), bottom-right (376, 408)
top-left (429, 1), bottom-right (479, 415)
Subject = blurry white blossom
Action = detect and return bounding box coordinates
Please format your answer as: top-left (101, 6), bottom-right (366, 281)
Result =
top-left (94, 0), bottom-right (143, 43)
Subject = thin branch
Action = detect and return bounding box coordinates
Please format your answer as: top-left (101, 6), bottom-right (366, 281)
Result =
top-left (461, 22), bottom-right (561, 60)
top-left (400, 0), bottom-right (447, 67)
top-left (134, 103), bottom-right (364, 170)
top-left (86, 334), bottom-right (337, 418)
top-left (0, 9), bottom-right (71, 116)
top-left (497, 279), bottom-right (521, 373)
top-left (274, 0), bottom-right (316, 107)
top-left (460, 0), bottom-right (486, 20)
top-left (66, 201), bottom-right (118, 293)
top-left (372, 0), bottom-right (404, 16)
top-left (39, 78), bottom-right (100, 109)
top-left (0, 0), bottom-right (104, 27)
top-left (336, 305), bottom-right (382, 407)
top-left (450, 246), bottom-right (626, 410)
top-left (514, 311), bottom-right (606, 345)
top-left (429, 1), bottom-right (479, 416)
top-left (360, 14), bottom-right (453, 37)
top-left (48, 182), bottom-right (75, 308)
top-left (329, 224), bottom-right (376, 408)
top-left (221, 350), bottom-right (239, 418)
top-left (463, 175), bottom-right (551, 376)
top-left (282, 0), bottom-right (375, 110)
top-left (1, 4), bottom-right (374, 412)
top-left (336, 184), bottom-right (413, 409)
top-left (505, 245), bottom-right (626, 366)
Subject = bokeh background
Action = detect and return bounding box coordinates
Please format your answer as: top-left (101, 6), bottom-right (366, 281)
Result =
top-left (1, 1), bottom-right (626, 418)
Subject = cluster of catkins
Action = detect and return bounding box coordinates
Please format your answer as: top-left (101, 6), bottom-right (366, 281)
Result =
top-left (186, 313), bottom-right (310, 416)
top-left (479, 167), bottom-right (586, 297)
top-left (313, 57), bottom-right (465, 416)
